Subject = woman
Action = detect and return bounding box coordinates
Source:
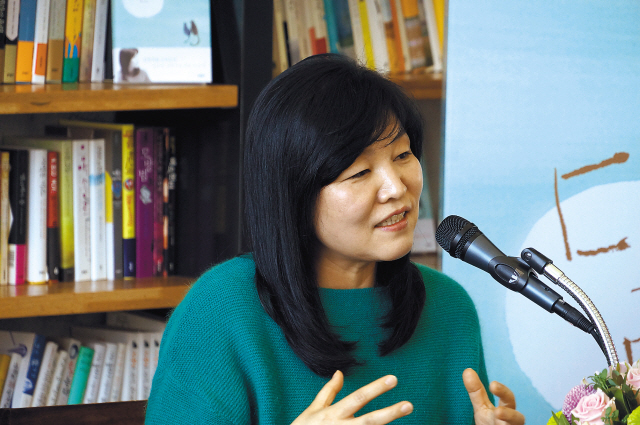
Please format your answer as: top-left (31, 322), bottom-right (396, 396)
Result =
top-left (146, 54), bottom-right (525, 425)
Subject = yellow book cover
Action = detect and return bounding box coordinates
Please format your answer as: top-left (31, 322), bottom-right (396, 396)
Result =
top-left (62, 0), bottom-right (84, 83)
top-left (15, 0), bottom-right (38, 83)
top-left (432, 0), bottom-right (444, 52)
top-left (3, 0), bottom-right (20, 83)
top-left (0, 354), bottom-right (11, 388)
top-left (59, 120), bottom-right (136, 279)
top-left (0, 152), bottom-right (10, 285)
top-left (78, 0), bottom-right (96, 82)
top-left (46, 0), bottom-right (67, 83)
top-left (357, 0), bottom-right (375, 69)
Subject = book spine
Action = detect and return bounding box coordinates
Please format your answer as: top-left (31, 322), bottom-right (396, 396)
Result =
top-left (30, 0), bottom-right (50, 83)
top-left (90, 0), bottom-right (107, 82)
top-left (45, 349), bottom-right (68, 405)
top-left (82, 343), bottom-right (104, 404)
top-left (163, 130), bottom-right (176, 275)
top-left (0, 353), bottom-right (21, 408)
top-left (15, 0), bottom-right (37, 83)
top-left (66, 345), bottom-right (93, 405)
top-left (0, 354), bottom-right (10, 397)
top-left (390, 0), bottom-right (411, 72)
top-left (89, 139), bottom-right (107, 281)
top-left (55, 339), bottom-right (80, 405)
top-left (347, 0), bottom-right (366, 66)
top-left (0, 0), bottom-right (7, 83)
top-left (153, 129), bottom-right (164, 276)
top-left (400, 0), bottom-right (426, 68)
top-left (357, 0), bottom-right (375, 69)
top-left (62, 0), bottom-right (83, 83)
top-left (31, 341), bottom-right (58, 407)
top-left (108, 132), bottom-right (124, 280)
top-left (19, 334), bottom-right (46, 408)
top-left (3, 0), bottom-right (20, 83)
top-left (45, 0), bottom-right (66, 83)
top-left (282, 0), bottom-right (301, 65)
top-left (46, 151), bottom-right (61, 283)
top-left (135, 128), bottom-right (154, 278)
top-left (122, 126), bottom-right (136, 278)
top-left (421, 0), bottom-right (441, 71)
top-left (0, 151), bottom-right (10, 285)
top-left (96, 342), bottom-right (117, 403)
top-left (108, 342), bottom-right (126, 402)
top-left (77, 0), bottom-right (94, 82)
top-left (137, 334), bottom-right (150, 400)
top-left (72, 141), bottom-right (91, 282)
top-left (7, 149), bottom-right (28, 286)
top-left (58, 143), bottom-right (75, 282)
top-left (26, 149), bottom-right (48, 284)
top-left (366, 0), bottom-right (390, 72)
top-left (119, 336), bottom-right (138, 402)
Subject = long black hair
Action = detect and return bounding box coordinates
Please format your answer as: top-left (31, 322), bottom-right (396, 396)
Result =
top-left (244, 54), bottom-right (426, 377)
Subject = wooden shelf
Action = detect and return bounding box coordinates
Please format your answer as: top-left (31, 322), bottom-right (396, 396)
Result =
top-left (0, 276), bottom-right (194, 319)
top-left (390, 71), bottom-right (443, 100)
top-left (0, 83), bottom-right (238, 114)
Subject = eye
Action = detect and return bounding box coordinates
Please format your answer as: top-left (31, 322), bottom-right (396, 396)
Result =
top-left (396, 151), bottom-right (413, 160)
top-left (349, 169), bottom-right (370, 179)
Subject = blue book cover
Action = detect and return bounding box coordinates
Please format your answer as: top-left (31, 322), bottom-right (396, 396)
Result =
top-left (22, 334), bottom-right (45, 404)
top-left (110, 0), bottom-right (212, 83)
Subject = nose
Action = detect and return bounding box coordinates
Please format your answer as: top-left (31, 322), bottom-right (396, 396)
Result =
top-left (377, 166), bottom-right (407, 203)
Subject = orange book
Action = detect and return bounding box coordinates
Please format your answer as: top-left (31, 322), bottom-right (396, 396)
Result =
top-left (15, 0), bottom-right (38, 83)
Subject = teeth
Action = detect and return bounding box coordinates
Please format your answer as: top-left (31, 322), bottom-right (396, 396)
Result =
top-left (378, 212), bottom-right (406, 227)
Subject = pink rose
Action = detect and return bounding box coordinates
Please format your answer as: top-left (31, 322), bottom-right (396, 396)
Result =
top-left (571, 388), bottom-right (616, 425)
top-left (627, 366), bottom-right (640, 404)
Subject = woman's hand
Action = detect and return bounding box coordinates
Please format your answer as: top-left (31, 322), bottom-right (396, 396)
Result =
top-left (463, 368), bottom-right (525, 425)
top-left (291, 370), bottom-right (413, 425)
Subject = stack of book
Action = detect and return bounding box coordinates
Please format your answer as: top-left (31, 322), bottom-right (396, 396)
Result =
top-left (0, 0), bottom-right (212, 84)
top-left (0, 311), bottom-right (165, 408)
top-left (0, 120), bottom-right (177, 285)
top-left (272, 0), bottom-right (446, 76)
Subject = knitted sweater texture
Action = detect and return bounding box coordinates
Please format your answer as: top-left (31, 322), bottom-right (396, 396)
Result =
top-left (145, 255), bottom-right (490, 424)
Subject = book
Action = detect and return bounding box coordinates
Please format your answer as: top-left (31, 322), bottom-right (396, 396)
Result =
top-left (25, 147), bottom-right (48, 284)
top-left (15, 0), bottom-right (38, 83)
top-left (46, 151), bottom-right (61, 283)
top-left (4, 137), bottom-right (75, 282)
top-left (0, 0), bottom-right (7, 83)
top-left (89, 138), bottom-right (107, 281)
top-left (389, 0), bottom-right (411, 73)
top-left (3, 0), bottom-right (20, 83)
top-left (90, 0), bottom-right (107, 82)
top-left (400, 0), bottom-right (426, 68)
top-left (332, 0), bottom-right (357, 59)
top-left (272, 0), bottom-right (288, 76)
top-left (77, 0), bottom-right (95, 82)
top-left (59, 120), bottom-right (136, 279)
top-left (0, 354), bottom-right (11, 400)
top-left (111, 0), bottom-right (212, 83)
top-left (96, 341), bottom-right (117, 403)
top-left (14, 333), bottom-right (46, 408)
top-left (421, 0), bottom-right (441, 71)
top-left (135, 128), bottom-right (155, 278)
top-left (309, 0), bottom-right (329, 55)
top-left (365, 0), bottom-right (390, 73)
top-left (54, 337), bottom-right (80, 405)
top-left (163, 129), bottom-right (177, 276)
top-left (0, 353), bottom-right (20, 408)
top-left (45, 348), bottom-right (68, 405)
top-left (282, 0), bottom-right (302, 65)
top-left (347, 0), bottom-right (368, 67)
top-left (0, 151), bottom-right (10, 285)
top-left (62, 0), bottom-right (84, 83)
top-left (153, 129), bottom-right (164, 276)
top-left (108, 342), bottom-right (126, 402)
top-left (45, 0), bottom-right (66, 83)
top-left (31, 340), bottom-right (58, 407)
top-left (82, 342), bottom-right (104, 404)
top-left (66, 345), bottom-right (93, 405)
top-left (30, 0), bottom-right (51, 83)
top-left (72, 140), bottom-right (91, 282)
top-left (6, 149), bottom-right (28, 286)
top-left (0, 331), bottom-right (38, 407)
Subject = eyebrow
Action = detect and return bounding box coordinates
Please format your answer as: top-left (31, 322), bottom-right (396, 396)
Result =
top-left (383, 127), bottom-right (408, 147)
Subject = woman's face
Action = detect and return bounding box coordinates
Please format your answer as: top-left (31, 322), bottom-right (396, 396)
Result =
top-left (314, 122), bottom-right (423, 267)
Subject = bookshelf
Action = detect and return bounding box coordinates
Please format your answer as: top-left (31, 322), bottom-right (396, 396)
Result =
top-left (390, 71), bottom-right (443, 100)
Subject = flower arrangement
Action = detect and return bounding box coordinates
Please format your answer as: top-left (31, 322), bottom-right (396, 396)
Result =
top-left (548, 361), bottom-right (640, 425)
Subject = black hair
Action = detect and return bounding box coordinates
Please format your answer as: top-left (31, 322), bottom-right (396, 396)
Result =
top-left (244, 54), bottom-right (426, 377)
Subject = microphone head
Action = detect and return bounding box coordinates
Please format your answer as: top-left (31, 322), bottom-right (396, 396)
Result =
top-left (435, 215), bottom-right (479, 259)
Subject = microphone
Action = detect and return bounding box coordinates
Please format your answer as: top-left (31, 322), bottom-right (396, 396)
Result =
top-left (435, 215), bottom-right (594, 334)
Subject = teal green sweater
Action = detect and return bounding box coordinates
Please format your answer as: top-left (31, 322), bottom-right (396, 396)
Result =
top-left (146, 255), bottom-right (491, 424)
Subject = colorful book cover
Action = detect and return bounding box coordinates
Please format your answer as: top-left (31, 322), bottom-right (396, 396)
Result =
top-left (162, 129), bottom-right (176, 276)
top-left (45, 0), bottom-right (67, 83)
top-left (72, 140), bottom-right (91, 282)
top-left (59, 120), bottom-right (136, 279)
top-left (135, 128), bottom-right (154, 278)
top-left (0, 354), bottom-right (11, 395)
top-left (111, 0), bottom-right (212, 83)
top-left (400, 0), bottom-right (426, 68)
top-left (332, 0), bottom-right (356, 59)
top-left (25, 148), bottom-right (48, 284)
top-left (89, 138), bottom-right (107, 281)
top-left (46, 151), bottom-right (61, 283)
top-left (309, 0), bottom-right (328, 55)
top-left (153, 129), bottom-right (164, 276)
top-left (78, 0), bottom-right (95, 82)
top-left (66, 345), bottom-right (93, 405)
top-left (6, 149), bottom-right (28, 286)
top-left (0, 353), bottom-right (21, 408)
top-left (365, 0), bottom-right (390, 72)
top-left (0, 0), bottom-right (7, 82)
top-left (15, 0), bottom-right (38, 83)
top-left (90, 0), bottom-right (108, 82)
top-left (3, 0), bottom-right (20, 83)
top-left (389, 0), bottom-right (411, 72)
top-left (31, 0), bottom-right (51, 83)
top-left (62, 0), bottom-right (84, 83)
top-left (0, 151), bottom-right (10, 285)
top-left (31, 340), bottom-right (58, 407)
top-left (17, 334), bottom-right (46, 408)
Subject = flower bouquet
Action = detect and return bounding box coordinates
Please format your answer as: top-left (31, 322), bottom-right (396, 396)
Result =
top-left (548, 361), bottom-right (640, 425)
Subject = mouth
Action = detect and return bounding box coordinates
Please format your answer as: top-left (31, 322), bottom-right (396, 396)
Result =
top-left (375, 211), bottom-right (407, 228)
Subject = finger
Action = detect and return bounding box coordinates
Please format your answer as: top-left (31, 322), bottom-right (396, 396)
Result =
top-left (490, 381), bottom-right (517, 410)
top-left (495, 406), bottom-right (526, 425)
top-left (353, 401), bottom-right (414, 425)
top-left (309, 370), bottom-right (344, 409)
top-left (462, 368), bottom-right (492, 412)
top-left (332, 375), bottom-right (400, 418)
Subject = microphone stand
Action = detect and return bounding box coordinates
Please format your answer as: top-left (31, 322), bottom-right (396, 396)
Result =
top-left (521, 248), bottom-right (619, 366)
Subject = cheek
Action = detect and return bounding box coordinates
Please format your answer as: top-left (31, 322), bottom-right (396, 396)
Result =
top-left (406, 161), bottom-right (424, 198)
top-left (316, 186), bottom-right (372, 230)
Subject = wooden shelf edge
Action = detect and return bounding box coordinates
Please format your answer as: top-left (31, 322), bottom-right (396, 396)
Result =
top-left (0, 83), bottom-right (238, 114)
top-left (0, 276), bottom-right (194, 319)
top-left (389, 72), bottom-right (443, 100)
top-left (0, 400), bottom-right (146, 425)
